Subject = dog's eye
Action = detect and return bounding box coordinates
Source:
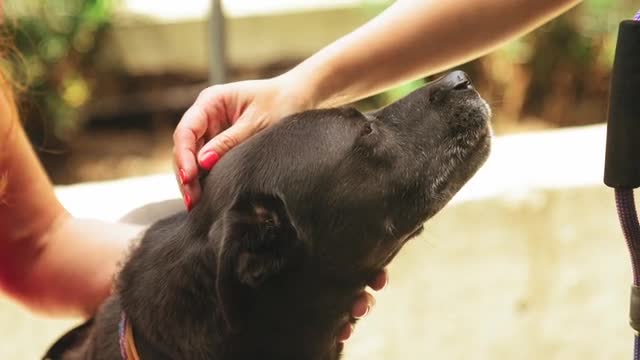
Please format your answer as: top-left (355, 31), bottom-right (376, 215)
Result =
top-left (361, 122), bottom-right (374, 136)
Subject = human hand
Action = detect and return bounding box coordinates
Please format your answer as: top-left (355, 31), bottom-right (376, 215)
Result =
top-left (338, 269), bottom-right (388, 342)
top-left (173, 75), bottom-right (312, 210)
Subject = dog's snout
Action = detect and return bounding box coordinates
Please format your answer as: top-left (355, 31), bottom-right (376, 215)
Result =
top-left (445, 70), bottom-right (473, 91)
top-left (429, 71), bottom-right (473, 102)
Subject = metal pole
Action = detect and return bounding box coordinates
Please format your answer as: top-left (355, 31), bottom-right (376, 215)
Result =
top-left (209, 0), bottom-right (227, 85)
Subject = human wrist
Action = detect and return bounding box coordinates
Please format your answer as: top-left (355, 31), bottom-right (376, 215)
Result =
top-left (274, 69), bottom-right (319, 113)
top-left (277, 58), bottom-right (349, 112)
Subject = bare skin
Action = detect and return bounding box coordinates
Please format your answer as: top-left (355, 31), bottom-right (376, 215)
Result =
top-left (174, 0), bottom-right (581, 206)
top-left (173, 1), bottom-right (580, 339)
top-left (0, 76), bottom-right (379, 342)
top-left (0, 0), bottom-right (579, 344)
top-left (0, 73), bottom-right (144, 317)
top-left (0, 78), bottom-right (383, 332)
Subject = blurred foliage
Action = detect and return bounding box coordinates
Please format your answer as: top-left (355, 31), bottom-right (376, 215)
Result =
top-left (363, 0), bottom-right (639, 131)
top-left (2, 0), bottom-right (114, 143)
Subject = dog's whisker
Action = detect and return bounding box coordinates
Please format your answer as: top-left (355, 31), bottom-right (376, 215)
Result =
top-left (486, 99), bottom-right (505, 106)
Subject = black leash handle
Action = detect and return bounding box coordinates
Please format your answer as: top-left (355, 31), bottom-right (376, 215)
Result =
top-left (605, 19), bottom-right (640, 188)
top-left (604, 10), bottom-right (640, 360)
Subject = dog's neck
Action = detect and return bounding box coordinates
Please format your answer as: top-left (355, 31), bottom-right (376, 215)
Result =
top-left (120, 270), bottom-right (360, 360)
top-left (116, 213), bottom-right (362, 360)
top-left (117, 214), bottom-right (224, 359)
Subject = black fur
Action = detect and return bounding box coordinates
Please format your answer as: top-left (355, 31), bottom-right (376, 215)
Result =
top-left (46, 71), bottom-right (491, 360)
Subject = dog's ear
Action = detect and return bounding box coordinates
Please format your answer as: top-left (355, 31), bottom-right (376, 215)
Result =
top-left (213, 192), bottom-right (303, 332)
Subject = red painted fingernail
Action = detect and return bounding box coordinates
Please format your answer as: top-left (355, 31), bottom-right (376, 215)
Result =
top-left (178, 168), bottom-right (187, 185)
top-left (353, 302), bottom-right (368, 319)
top-left (370, 272), bottom-right (388, 291)
top-left (354, 307), bottom-right (369, 319)
top-left (338, 323), bottom-right (353, 342)
top-left (184, 194), bottom-right (192, 211)
top-left (200, 151), bottom-right (220, 170)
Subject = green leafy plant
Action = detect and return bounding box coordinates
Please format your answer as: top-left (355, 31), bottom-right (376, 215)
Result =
top-left (2, 0), bottom-right (114, 143)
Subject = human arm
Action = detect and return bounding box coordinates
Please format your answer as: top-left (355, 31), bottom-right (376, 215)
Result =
top-left (172, 0), bottom-right (579, 339)
top-left (0, 76), bottom-right (143, 317)
top-left (174, 0), bottom-right (581, 205)
top-left (293, 0), bottom-right (582, 108)
top-left (0, 74), bottom-right (380, 330)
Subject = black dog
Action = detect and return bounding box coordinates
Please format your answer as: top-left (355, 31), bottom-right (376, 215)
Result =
top-left (45, 71), bottom-right (491, 360)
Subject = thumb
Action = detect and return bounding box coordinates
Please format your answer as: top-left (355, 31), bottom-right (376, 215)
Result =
top-left (197, 120), bottom-right (255, 170)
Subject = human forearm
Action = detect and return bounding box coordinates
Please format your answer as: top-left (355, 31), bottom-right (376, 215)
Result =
top-left (286, 0), bottom-right (581, 108)
top-left (1, 214), bottom-right (143, 317)
top-left (0, 141), bottom-right (142, 316)
top-left (0, 83), bottom-right (143, 316)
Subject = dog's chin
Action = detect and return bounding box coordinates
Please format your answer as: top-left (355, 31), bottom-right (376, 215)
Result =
top-left (467, 90), bottom-right (492, 120)
top-left (479, 97), bottom-right (493, 120)
top-left (459, 93), bottom-right (492, 147)
top-left (426, 96), bottom-right (491, 208)
top-left (461, 102), bottom-right (491, 164)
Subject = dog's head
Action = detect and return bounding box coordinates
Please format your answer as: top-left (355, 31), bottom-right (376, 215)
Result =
top-left (113, 71), bottom-right (491, 360)
top-left (188, 71), bottom-right (491, 324)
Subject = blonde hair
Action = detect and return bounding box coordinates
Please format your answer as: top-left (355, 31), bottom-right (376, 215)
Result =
top-left (0, 42), bottom-right (19, 201)
top-left (0, 76), bottom-right (13, 199)
top-left (0, 173), bottom-right (6, 199)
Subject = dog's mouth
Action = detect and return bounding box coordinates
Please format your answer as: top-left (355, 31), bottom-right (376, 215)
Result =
top-left (440, 92), bottom-right (492, 158)
top-left (409, 77), bottom-right (492, 221)
top-left (480, 97), bottom-right (493, 119)
top-left (473, 93), bottom-right (493, 126)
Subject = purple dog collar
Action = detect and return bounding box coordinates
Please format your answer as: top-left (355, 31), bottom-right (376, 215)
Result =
top-left (119, 312), bottom-right (141, 360)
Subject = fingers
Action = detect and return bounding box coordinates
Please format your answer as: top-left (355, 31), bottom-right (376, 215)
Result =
top-left (173, 80), bottom-right (288, 210)
top-left (342, 290), bottom-right (378, 342)
top-left (351, 291), bottom-right (375, 319)
top-left (173, 87), bottom-right (228, 209)
top-left (343, 268), bottom-right (389, 343)
top-left (173, 105), bottom-right (211, 185)
top-left (338, 323), bottom-right (354, 342)
top-left (350, 269), bottom-right (388, 321)
top-left (368, 268), bottom-right (389, 291)
top-left (181, 178), bottom-right (202, 211)
top-left (197, 120), bottom-right (256, 170)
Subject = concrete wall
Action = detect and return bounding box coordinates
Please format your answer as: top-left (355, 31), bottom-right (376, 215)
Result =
top-left (1, 125), bottom-right (634, 359)
top-left (346, 185), bottom-right (629, 360)
top-left (102, 1), bottom-right (379, 75)
top-left (3, 0), bottom-right (381, 75)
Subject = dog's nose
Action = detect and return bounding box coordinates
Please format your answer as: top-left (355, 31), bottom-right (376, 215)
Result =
top-left (428, 70), bottom-right (473, 103)
top-left (443, 70), bottom-right (473, 91)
